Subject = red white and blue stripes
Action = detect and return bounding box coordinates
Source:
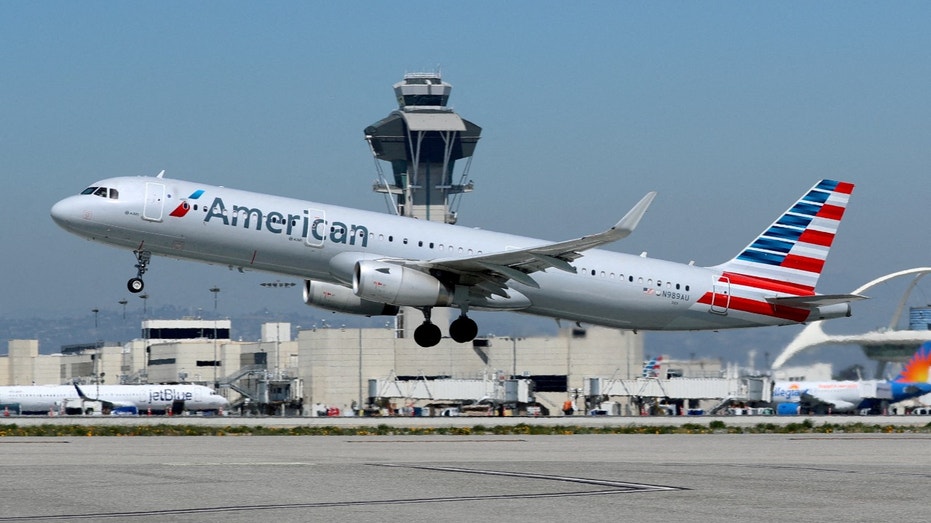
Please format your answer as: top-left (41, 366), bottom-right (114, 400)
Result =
top-left (720, 179), bottom-right (853, 294)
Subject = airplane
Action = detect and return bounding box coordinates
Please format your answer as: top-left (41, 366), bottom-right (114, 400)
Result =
top-left (50, 174), bottom-right (864, 347)
top-left (0, 383), bottom-right (229, 415)
top-left (772, 342), bottom-right (931, 414)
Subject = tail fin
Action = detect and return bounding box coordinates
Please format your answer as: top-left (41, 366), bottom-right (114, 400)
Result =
top-left (73, 383), bottom-right (90, 399)
top-left (894, 342), bottom-right (931, 383)
top-left (714, 179), bottom-right (854, 294)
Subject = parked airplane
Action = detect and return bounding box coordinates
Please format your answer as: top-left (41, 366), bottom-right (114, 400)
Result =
top-left (51, 174), bottom-right (863, 347)
top-left (773, 342), bottom-right (931, 413)
top-left (0, 383), bottom-right (228, 415)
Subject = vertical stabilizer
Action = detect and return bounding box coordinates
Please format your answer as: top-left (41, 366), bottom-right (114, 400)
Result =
top-left (714, 179), bottom-right (854, 293)
top-left (895, 342), bottom-right (931, 383)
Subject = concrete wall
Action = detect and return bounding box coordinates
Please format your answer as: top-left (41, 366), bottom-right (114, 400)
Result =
top-left (1, 340), bottom-right (61, 386)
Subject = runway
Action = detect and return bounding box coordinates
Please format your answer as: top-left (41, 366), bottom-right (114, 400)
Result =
top-left (0, 427), bottom-right (928, 521)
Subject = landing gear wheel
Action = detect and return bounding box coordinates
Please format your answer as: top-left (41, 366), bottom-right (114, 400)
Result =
top-left (414, 322), bottom-right (442, 347)
top-left (127, 277), bottom-right (145, 294)
top-left (129, 249), bottom-right (152, 294)
top-left (449, 315), bottom-right (478, 343)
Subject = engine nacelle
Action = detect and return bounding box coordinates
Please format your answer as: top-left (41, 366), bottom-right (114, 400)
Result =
top-left (303, 280), bottom-right (399, 316)
top-left (353, 260), bottom-right (452, 307)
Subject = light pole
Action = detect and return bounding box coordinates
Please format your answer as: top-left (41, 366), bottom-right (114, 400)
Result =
top-left (118, 299), bottom-right (127, 320)
top-left (209, 287), bottom-right (220, 386)
top-left (138, 293), bottom-right (148, 316)
top-left (209, 287), bottom-right (221, 313)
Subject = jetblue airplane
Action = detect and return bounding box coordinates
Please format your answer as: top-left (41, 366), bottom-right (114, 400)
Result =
top-left (773, 342), bottom-right (931, 414)
top-left (0, 383), bottom-right (229, 415)
top-left (50, 173), bottom-right (863, 347)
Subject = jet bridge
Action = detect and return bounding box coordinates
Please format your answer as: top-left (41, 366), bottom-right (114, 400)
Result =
top-left (368, 374), bottom-right (534, 413)
top-left (584, 376), bottom-right (773, 415)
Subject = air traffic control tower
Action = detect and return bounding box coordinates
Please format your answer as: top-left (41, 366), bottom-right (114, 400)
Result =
top-left (364, 73), bottom-right (482, 339)
top-left (364, 72), bottom-right (482, 223)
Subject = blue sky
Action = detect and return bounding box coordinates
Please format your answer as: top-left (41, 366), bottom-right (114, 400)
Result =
top-left (3, 3), bottom-right (930, 366)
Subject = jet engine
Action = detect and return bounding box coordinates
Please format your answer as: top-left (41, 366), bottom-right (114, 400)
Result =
top-left (353, 260), bottom-right (452, 307)
top-left (303, 280), bottom-right (399, 316)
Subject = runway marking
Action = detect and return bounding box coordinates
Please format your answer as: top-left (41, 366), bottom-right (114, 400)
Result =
top-left (376, 463), bottom-right (686, 492)
top-left (0, 464), bottom-right (686, 520)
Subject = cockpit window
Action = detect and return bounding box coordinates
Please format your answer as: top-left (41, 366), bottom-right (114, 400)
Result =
top-left (82, 186), bottom-right (119, 199)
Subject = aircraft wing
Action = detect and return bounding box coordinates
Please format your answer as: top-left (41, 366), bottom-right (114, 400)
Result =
top-left (409, 191), bottom-right (657, 292)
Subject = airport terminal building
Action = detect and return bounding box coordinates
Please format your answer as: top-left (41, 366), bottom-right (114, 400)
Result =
top-left (1, 318), bottom-right (648, 416)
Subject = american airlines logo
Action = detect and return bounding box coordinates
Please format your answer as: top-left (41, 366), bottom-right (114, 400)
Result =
top-left (169, 189), bottom-right (205, 217)
top-left (174, 194), bottom-right (370, 248)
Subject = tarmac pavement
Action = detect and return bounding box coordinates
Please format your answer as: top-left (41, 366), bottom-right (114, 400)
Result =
top-left (0, 417), bottom-right (928, 522)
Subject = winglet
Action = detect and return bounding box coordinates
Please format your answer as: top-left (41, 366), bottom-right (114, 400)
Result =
top-left (610, 191), bottom-right (656, 241)
top-left (156, 170), bottom-right (165, 179)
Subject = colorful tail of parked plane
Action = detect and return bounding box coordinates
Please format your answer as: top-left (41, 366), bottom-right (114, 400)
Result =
top-left (894, 342), bottom-right (931, 383)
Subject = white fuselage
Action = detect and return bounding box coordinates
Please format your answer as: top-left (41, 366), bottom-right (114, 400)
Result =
top-left (0, 384), bottom-right (228, 414)
top-left (50, 176), bottom-right (837, 332)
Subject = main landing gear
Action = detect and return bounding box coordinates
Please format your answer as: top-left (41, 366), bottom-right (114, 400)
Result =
top-left (127, 249), bottom-right (151, 293)
top-left (413, 307), bottom-right (479, 348)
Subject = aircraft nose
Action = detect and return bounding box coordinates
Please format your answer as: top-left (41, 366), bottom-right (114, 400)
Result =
top-left (50, 196), bottom-right (83, 229)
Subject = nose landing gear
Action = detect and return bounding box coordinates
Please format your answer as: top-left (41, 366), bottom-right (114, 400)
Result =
top-left (127, 249), bottom-right (151, 293)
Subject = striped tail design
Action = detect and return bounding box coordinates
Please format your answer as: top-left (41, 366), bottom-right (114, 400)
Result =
top-left (715, 179), bottom-right (854, 294)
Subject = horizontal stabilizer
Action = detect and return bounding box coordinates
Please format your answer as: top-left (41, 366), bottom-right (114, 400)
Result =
top-left (766, 293), bottom-right (867, 309)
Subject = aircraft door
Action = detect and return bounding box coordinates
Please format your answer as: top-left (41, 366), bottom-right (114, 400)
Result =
top-left (304, 208), bottom-right (326, 248)
top-left (143, 182), bottom-right (166, 222)
top-left (710, 276), bottom-right (730, 315)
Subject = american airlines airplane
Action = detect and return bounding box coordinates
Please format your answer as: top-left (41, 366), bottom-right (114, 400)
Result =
top-left (0, 383), bottom-right (229, 415)
top-left (50, 173), bottom-right (863, 347)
